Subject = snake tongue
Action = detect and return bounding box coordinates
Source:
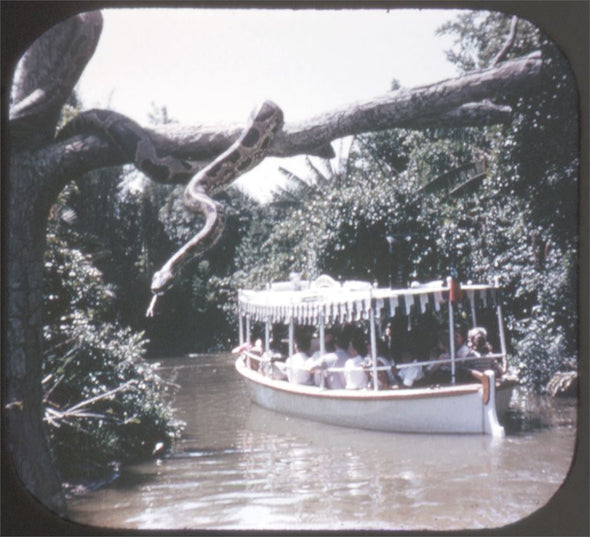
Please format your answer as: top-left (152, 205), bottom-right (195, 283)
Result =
top-left (146, 294), bottom-right (159, 317)
top-left (150, 267), bottom-right (175, 295)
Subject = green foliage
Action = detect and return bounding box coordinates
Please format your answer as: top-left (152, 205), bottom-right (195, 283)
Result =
top-left (63, 166), bottom-right (175, 333)
top-left (436, 11), bottom-right (541, 73)
top-left (224, 11), bottom-right (578, 391)
top-left (43, 230), bottom-right (183, 483)
top-left (435, 13), bottom-right (578, 388)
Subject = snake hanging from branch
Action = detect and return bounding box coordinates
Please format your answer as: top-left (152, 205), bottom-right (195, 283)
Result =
top-left (56, 101), bottom-right (284, 316)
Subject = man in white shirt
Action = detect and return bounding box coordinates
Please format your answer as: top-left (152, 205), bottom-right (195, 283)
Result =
top-left (309, 326), bottom-right (351, 389)
top-left (345, 329), bottom-right (369, 390)
top-left (397, 351), bottom-right (425, 387)
top-left (281, 329), bottom-right (314, 385)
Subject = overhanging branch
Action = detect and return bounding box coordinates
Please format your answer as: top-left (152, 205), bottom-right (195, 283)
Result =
top-left (51, 51), bottom-right (542, 179)
top-left (272, 51), bottom-right (541, 157)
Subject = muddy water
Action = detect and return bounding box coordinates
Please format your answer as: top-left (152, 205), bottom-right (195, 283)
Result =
top-left (67, 353), bottom-right (577, 531)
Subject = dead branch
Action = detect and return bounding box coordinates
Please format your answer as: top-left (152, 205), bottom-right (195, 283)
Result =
top-left (492, 16), bottom-right (519, 67)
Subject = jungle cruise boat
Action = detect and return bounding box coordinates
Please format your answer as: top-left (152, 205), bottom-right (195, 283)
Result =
top-left (233, 274), bottom-right (517, 437)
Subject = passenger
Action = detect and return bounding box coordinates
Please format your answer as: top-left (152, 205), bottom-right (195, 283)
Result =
top-left (308, 325), bottom-right (350, 389)
top-left (381, 322), bottom-right (394, 361)
top-left (311, 327), bottom-right (336, 358)
top-left (467, 326), bottom-right (492, 354)
top-left (455, 328), bottom-right (473, 381)
top-left (426, 328), bottom-right (488, 383)
top-left (345, 329), bottom-right (369, 390)
top-left (251, 339), bottom-right (263, 355)
top-left (248, 338), bottom-right (264, 371)
top-left (310, 327), bottom-right (336, 386)
top-left (280, 329), bottom-right (314, 385)
top-left (396, 351), bottom-right (425, 387)
top-left (455, 329), bottom-right (470, 361)
top-left (453, 328), bottom-right (480, 382)
top-left (260, 353), bottom-right (288, 381)
top-left (466, 327), bottom-right (501, 374)
top-left (426, 330), bottom-right (450, 375)
top-left (232, 340), bottom-right (262, 371)
top-left (363, 340), bottom-right (395, 389)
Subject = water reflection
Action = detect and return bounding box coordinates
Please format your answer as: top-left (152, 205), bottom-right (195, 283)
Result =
top-left (67, 354), bottom-right (576, 531)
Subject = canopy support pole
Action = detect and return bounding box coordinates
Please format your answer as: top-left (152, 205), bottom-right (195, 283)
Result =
top-left (469, 291), bottom-right (478, 327)
top-left (448, 300), bottom-right (456, 385)
top-left (319, 312), bottom-right (325, 355)
top-left (265, 317), bottom-right (270, 353)
top-left (370, 304), bottom-right (379, 391)
top-left (494, 278), bottom-right (508, 374)
top-left (497, 302), bottom-right (508, 373)
top-left (238, 313), bottom-right (244, 345)
top-left (288, 316), bottom-right (294, 357)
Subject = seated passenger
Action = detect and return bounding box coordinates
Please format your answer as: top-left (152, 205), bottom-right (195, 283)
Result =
top-left (311, 327), bottom-right (336, 358)
top-left (308, 326), bottom-right (351, 389)
top-left (279, 329), bottom-right (314, 385)
top-left (450, 328), bottom-right (482, 382)
top-left (251, 339), bottom-right (263, 355)
top-left (309, 328), bottom-right (336, 385)
top-left (396, 351), bottom-right (425, 387)
top-left (468, 326), bottom-right (493, 354)
top-left (363, 340), bottom-right (395, 389)
top-left (260, 353), bottom-right (288, 380)
top-left (426, 331), bottom-right (449, 372)
top-left (453, 328), bottom-right (494, 382)
top-left (455, 329), bottom-right (471, 360)
top-left (345, 329), bottom-right (369, 390)
top-left (249, 339), bottom-right (264, 371)
top-left (466, 327), bottom-right (501, 374)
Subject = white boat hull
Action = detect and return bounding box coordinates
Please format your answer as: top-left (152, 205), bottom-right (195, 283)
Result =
top-left (236, 358), bottom-right (514, 437)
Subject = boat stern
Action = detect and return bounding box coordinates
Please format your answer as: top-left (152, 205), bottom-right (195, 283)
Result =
top-left (482, 370), bottom-right (505, 437)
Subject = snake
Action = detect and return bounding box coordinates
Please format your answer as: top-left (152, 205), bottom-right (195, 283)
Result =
top-left (55, 101), bottom-right (284, 316)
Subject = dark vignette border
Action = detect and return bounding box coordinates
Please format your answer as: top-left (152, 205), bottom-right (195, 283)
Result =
top-left (1, 1), bottom-right (587, 535)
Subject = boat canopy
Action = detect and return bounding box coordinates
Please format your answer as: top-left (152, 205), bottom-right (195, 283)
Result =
top-left (238, 275), bottom-right (499, 325)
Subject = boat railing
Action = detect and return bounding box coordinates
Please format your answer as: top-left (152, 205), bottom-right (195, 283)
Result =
top-left (240, 350), bottom-right (506, 388)
top-left (394, 353), bottom-right (506, 369)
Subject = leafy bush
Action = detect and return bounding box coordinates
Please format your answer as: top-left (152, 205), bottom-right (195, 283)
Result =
top-left (43, 231), bottom-right (183, 484)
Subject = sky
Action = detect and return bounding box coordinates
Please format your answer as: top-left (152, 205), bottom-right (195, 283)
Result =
top-left (76, 8), bottom-right (463, 201)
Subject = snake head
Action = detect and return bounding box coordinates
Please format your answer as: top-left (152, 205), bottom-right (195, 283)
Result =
top-left (146, 267), bottom-right (175, 317)
top-left (150, 266), bottom-right (175, 296)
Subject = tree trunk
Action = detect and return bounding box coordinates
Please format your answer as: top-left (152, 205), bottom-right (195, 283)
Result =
top-left (5, 152), bottom-right (67, 515)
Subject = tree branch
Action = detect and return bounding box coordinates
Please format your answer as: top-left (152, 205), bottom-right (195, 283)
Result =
top-left (271, 51), bottom-right (541, 157)
top-left (50, 51), bottom-right (542, 181)
top-left (492, 16), bottom-right (519, 67)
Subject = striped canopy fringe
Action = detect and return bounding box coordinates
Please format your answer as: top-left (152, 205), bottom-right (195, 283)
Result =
top-left (238, 283), bottom-right (497, 326)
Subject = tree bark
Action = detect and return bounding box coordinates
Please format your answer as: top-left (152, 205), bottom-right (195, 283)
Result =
top-left (4, 7), bottom-right (544, 515)
top-left (5, 11), bottom-right (103, 517)
top-left (5, 152), bottom-right (68, 515)
top-left (54, 52), bottom-right (541, 174)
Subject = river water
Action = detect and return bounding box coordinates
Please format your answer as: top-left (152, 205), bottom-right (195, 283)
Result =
top-left (67, 353), bottom-right (577, 532)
